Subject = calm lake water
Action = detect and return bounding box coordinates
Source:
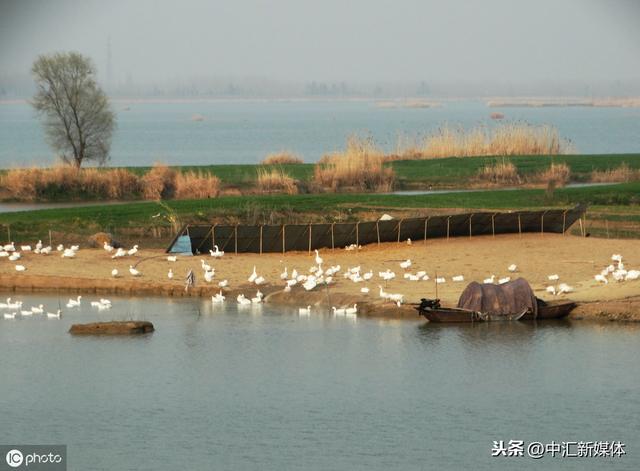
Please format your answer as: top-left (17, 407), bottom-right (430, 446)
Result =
top-left (0, 295), bottom-right (638, 470)
top-left (1, 100), bottom-right (640, 167)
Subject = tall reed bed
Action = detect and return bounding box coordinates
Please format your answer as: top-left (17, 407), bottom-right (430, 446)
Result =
top-left (0, 164), bottom-right (220, 201)
top-left (393, 123), bottom-right (571, 160)
top-left (313, 136), bottom-right (395, 192)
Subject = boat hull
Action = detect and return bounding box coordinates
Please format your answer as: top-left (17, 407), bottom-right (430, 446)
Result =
top-left (416, 307), bottom-right (527, 323)
top-left (521, 301), bottom-right (576, 320)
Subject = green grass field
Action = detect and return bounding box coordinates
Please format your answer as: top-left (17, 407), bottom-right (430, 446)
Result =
top-left (1, 181), bottom-right (638, 245)
top-left (118, 153), bottom-right (640, 189)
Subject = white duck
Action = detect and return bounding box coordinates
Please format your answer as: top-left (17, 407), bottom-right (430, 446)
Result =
top-left (237, 294), bottom-right (251, 305)
top-left (332, 306), bottom-right (346, 316)
top-left (400, 259), bottom-right (412, 269)
top-left (218, 279), bottom-right (228, 288)
top-left (248, 266), bottom-right (258, 283)
top-left (47, 309), bottom-right (62, 319)
top-left (212, 291), bottom-right (226, 303)
top-left (127, 245), bottom-right (139, 256)
top-left (31, 305), bottom-right (44, 314)
top-left (129, 266), bottom-right (141, 277)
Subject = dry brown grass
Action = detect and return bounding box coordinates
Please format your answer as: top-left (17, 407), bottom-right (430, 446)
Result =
top-left (175, 171), bottom-right (220, 199)
top-left (313, 135), bottom-right (395, 192)
top-left (0, 166), bottom-right (143, 201)
top-left (140, 164), bottom-right (177, 200)
top-left (590, 163), bottom-right (640, 183)
top-left (0, 163), bottom-right (220, 201)
top-left (532, 162), bottom-right (571, 186)
top-left (256, 168), bottom-right (298, 195)
top-left (261, 152), bottom-right (304, 165)
top-left (476, 159), bottom-right (521, 185)
top-left (392, 123), bottom-right (570, 160)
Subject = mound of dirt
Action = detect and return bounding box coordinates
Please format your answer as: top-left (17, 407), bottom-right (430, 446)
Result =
top-left (87, 232), bottom-right (121, 249)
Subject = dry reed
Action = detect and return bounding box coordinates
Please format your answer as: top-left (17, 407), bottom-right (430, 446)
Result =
top-left (174, 171), bottom-right (220, 199)
top-left (532, 162), bottom-right (571, 186)
top-left (313, 135), bottom-right (395, 192)
top-left (590, 163), bottom-right (640, 183)
top-left (261, 152), bottom-right (303, 165)
top-left (256, 168), bottom-right (298, 194)
top-left (392, 123), bottom-right (570, 160)
top-left (0, 163), bottom-right (221, 201)
top-left (476, 159), bottom-right (521, 185)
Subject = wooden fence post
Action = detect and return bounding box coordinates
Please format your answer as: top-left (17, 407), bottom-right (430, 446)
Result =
top-left (491, 214), bottom-right (496, 237)
top-left (468, 214), bottom-right (473, 239)
top-left (446, 217), bottom-right (450, 241)
top-left (606, 219), bottom-right (610, 239)
top-left (376, 221), bottom-right (380, 246)
top-left (308, 224), bottom-right (312, 255)
top-left (331, 223), bottom-right (335, 250)
top-left (282, 224), bottom-right (286, 254)
top-left (424, 217), bottom-right (429, 246)
top-left (562, 210), bottom-right (567, 235)
top-left (212, 224), bottom-right (216, 249)
top-left (259, 225), bottom-right (263, 255)
top-left (356, 222), bottom-right (360, 250)
top-left (541, 212), bottom-right (545, 236)
top-left (518, 214), bottom-right (522, 238)
top-left (397, 219), bottom-right (402, 244)
top-left (234, 225), bottom-right (238, 255)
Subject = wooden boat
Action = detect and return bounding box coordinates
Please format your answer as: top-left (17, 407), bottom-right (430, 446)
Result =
top-left (414, 302), bottom-right (527, 323)
top-left (521, 300), bottom-right (577, 320)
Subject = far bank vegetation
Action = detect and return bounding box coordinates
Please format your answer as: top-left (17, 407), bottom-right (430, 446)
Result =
top-left (475, 160), bottom-right (571, 187)
top-left (261, 152), bottom-right (304, 165)
top-left (393, 123), bottom-right (571, 159)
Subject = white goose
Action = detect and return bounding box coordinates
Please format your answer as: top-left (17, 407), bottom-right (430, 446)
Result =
top-left (360, 287), bottom-right (370, 294)
top-left (254, 275), bottom-right (265, 285)
top-left (111, 268), bottom-right (119, 278)
top-left (452, 275), bottom-right (464, 282)
top-left (498, 276), bottom-right (511, 285)
top-left (345, 304), bottom-right (358, 315)
top-left (400, 259), bottom-right (412, 269)
top-left (548, 274), bottom-right (559, 281)
top-left (46, 309), bottom-right (62, 319)
top-left (508, 264), bottom-right (518, 272)
top-left (3, 312), bottom-right (17, 320)
top-left (298, 305), bottom-right (311, 315)
top-left (332, 306), bottom-right (346, 316)
top-left (20, 309), bottom-right (33, 316)
top-left (103, 241), bottom-right (114, 252)
top-left (248, 266), bottom-right (258, 283)
top-left (217, 279), bottom-right (228, 288)
top-left (167, 255), bottom-right (177, 262)
top-left (210, 245), bottom-right (224, 258)
top-left (280, 267), bottom-right (288, 280)
top-left (483, 275), bottom-right (495, 284)
top-left (237, 294), bottom-right (251, 306)
top-left (111, 248), bottom-right (126, 259)
top-left (204, 270), bottom-right (214, 283)
top-left (66, 296), bottom-right (82, 308)
top-left (20, 245), bottom-right (31, 252)
top-left (212, 291), bottom-right (226, 303)
top-left (31, 305), bottom-right (44, 314)
top-left (314, 249), bottom-right (323, 266)
top-left (129, 266), bottom-right (141, 277)
top-left (15, 265), bottom-right (26, 272)
top-left (127, 245), bottom-right (139, 256)
top-left (9, 252), bottom-right (21, 261)
top-left (168, 269), bottom-right (173, 279)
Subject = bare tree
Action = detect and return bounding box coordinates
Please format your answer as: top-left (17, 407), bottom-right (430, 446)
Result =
top-left (31, 52), bottom-right (115, 168)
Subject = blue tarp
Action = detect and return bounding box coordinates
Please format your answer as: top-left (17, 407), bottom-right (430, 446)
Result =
top-left (168, 235), bottom-right (193, 254)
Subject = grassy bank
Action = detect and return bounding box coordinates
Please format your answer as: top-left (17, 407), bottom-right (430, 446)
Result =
top-left (1, 154), bottom-right (639, 202)
top-left (1, 182), bottom-right (638, 245)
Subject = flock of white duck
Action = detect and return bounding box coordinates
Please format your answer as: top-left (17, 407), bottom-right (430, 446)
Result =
top-left (4, 236), bottom-right (639, 321)
top-left (1, 294), bottom-right (114, 320)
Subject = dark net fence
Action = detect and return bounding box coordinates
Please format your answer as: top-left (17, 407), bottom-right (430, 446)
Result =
top-left (167, 204), bottom-right (587, 254)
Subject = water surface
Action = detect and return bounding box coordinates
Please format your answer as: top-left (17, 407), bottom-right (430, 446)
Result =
top-left (0, 295), bottom-right (638, 470)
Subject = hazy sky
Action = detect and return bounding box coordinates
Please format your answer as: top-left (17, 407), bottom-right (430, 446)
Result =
top-left (1, 0), bottom-right (639, 84)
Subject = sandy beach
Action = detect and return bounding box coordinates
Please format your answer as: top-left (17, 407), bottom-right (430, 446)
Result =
top-left (1, 233), bottom-right (639, 321)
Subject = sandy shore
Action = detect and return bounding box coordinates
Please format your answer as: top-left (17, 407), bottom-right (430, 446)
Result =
top-left (1, 233), bottom-right (639, 321)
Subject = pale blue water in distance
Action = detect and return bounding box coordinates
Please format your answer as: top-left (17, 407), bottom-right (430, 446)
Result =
top-left (1, 100), bottom-right (640, 167)
top-left (1, 294), bottom-right (639, 470)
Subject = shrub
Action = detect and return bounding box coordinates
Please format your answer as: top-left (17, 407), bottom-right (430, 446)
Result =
top-left (174, 171), bottom-right (220, 199)
top-left (590, 163), bottom-right (640, 183)
top-left (533, 162), bottom-right (571, 186)
top-left (140, 164), bottom-right (176, 200)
